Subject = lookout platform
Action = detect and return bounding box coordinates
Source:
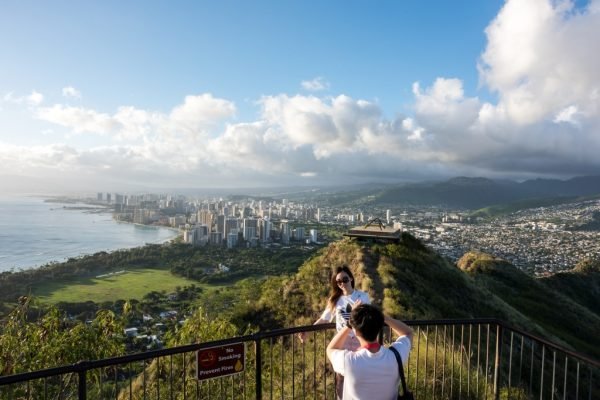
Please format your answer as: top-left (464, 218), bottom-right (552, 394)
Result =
top-left (344, 217), bottom-right (402, 243)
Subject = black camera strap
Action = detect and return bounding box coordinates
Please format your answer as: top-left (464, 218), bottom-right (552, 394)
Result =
top-left (389, 346), bottom-right (412, 398)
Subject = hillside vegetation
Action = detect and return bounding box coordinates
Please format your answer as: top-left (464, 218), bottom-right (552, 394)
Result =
top-left (235, 234), bottom-right (599, 358)
top-left (0, 243), bottom-right (318, 313)
top-left (3, 234), bottom-right (599, 399)
top-left (2, 234), bottom-right (597, 360)
top-left (456, 251), bottom-right (600, 357)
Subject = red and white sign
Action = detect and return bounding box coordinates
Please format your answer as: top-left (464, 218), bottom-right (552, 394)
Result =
top-left (196, 343), bottom-right (245, 381)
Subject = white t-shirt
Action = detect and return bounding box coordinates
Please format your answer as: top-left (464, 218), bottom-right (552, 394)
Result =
top-left (320, 289), bottom-right (371, 332)
top-left (320, 290), bottom-right (371, 350)
top-left (329, 336), bottom-right (411, 400)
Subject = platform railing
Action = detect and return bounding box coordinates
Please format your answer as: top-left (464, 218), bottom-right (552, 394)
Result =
top-left (1, 318), bottom-right (598, 399)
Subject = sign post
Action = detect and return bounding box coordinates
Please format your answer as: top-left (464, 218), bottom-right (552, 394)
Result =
top-left (196, 343), bottom-right (245, 381)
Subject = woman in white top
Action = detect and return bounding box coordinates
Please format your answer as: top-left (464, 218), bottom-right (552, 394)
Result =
top-left (300, 265), bottom-right (371, 398)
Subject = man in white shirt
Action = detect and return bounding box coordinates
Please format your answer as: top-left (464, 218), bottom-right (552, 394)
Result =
top-left (326, 304), bottom-right (413, 400)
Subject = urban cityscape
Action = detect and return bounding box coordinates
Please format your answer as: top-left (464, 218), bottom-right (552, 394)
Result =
top-left (84, 191), bottom-right (600, 277)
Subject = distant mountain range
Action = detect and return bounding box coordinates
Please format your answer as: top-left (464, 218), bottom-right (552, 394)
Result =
top-left (371, 175), bottom-right (600, 209)
top-left (5, 173), bottom-right (600, 210)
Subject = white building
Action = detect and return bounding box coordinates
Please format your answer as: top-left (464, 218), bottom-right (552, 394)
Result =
top-left (280, 220), bottom-right (291, 244)
top-left (310, 229), bottom-right (318, 243)
top-left (260, 218), bottom-right (272, 242)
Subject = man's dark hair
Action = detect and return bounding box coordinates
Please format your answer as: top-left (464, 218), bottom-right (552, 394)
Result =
top-left (349, 304), bottom-right (384, 342)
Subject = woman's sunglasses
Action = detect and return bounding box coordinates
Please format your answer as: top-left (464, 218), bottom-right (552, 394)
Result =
top-left (336, 277), bottom-right (350, 285)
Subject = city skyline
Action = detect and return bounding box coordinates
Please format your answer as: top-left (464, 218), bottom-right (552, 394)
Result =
top-left (1, 0), bottom-right (599, 193)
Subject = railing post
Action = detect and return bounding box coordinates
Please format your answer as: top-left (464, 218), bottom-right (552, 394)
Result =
top-left (77, 361), bottom-right (88, 400)
top-left (493, 323), bottom-right (503, 400)
top-left (255, 337), bottom-right (262, 400)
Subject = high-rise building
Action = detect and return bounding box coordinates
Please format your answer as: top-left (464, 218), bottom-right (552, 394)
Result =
top-left (304, 208), bottom-right (316, 221)
top-left (225, 218), bottom-right (238, 238)
top-left (280, 220), bottom-right (291, 244)
top-left (198, 210), bottom-right (214, 228)
top-left (216, 215), bottom-right (226, 236)
top-left (227, 231), bottom-right (238, 248)
top-left (183, 229), bottom-right (196, 245)
top-left (127, 195), bottom-right (140, 206)
top-left (244, 226), bottom-right (256, 241)
top-left (169, 215), bottom-right (186, 227)
top-left (310, 229), bottom-right (318, 243)
top-left (386, 209), bottom-right (391, 224)
top-left (197, 224), bottom-right (209, 237)
top-left (97, 193), bottom-right (103, 201)
top-left (294, 227), bottom-right (305, 241)
top-left (133, 208), bottom-right (150, 224)
top-left (184, 225), bottom-right (208, 246)
top-left (243, 218), bottom-right (258, 240)
top-left (259, 218), bottom-right (272, 242)
top-left (210, 232), bottom-right (223, 245)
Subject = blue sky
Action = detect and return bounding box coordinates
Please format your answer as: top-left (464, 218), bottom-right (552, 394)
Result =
top-left (1, 0), bottom-right (599, 193)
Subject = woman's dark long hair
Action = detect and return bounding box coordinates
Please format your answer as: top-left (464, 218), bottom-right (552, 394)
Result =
top-left (327, 265), bottom-right (355, 311)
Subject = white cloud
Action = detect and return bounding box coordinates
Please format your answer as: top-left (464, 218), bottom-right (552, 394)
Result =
top-left (169, 94), bottom-right (236, 135)
top-left (260, 94), bottom-right (388, 159)
top-left (4, 0), bottom-right (600, 190)
top-left (34, 93), bottom-right (235, 143)
top-left (36, 105), bottom-right (116, 135)
top-left (113, 106), bottom-right (164, 140)
top-left (3, 90), bottom-right (44, 106)
top-left (374, 0), bottom-right (600, 177)
top-left (62, 86), bottom-right (82, 99)
top-left (479, 0), bottom-right (600, 125)
top-left (28, 91), bottom-right (44, 106)
top-left (553, 105), bottom-right (580, 125)
top-left (412, 78), bottom-right (481, 148)
top-left (301, 77), bottom-right (330, 91)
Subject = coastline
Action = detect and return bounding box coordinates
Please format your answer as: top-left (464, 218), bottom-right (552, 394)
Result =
top-left (114, 219), bottom-right (182, 242)
top-left (0, 197), bottom-right (181, 272)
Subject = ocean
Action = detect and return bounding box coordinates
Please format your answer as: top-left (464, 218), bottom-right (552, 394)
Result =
top-left (0, 196), bottom-right (179, 272)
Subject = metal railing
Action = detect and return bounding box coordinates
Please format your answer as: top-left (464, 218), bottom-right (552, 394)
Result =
top-left (1, 318), bottom-right (598, 399)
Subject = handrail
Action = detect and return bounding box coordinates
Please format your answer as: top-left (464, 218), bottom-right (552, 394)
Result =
top-left (0, 322), bottom-right (336, 385)
top-left (498, 320), bottom-right (600, 368)
top-left (3, 318), bottom-right (600, 382)
top-left (1, 318), bottom-right (598, 391)
top-left (400, 318), bottom-right (600, 368)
